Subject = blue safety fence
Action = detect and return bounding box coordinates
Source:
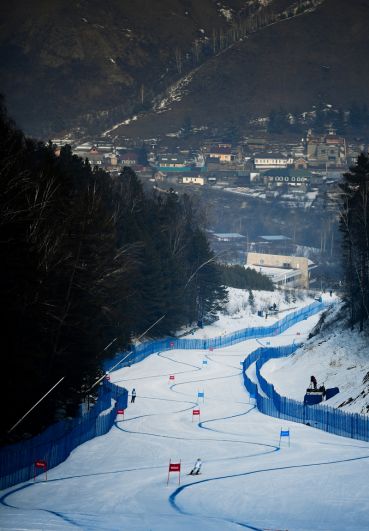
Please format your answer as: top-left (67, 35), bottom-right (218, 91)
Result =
top-left (0, 300), bottom-right (325, 490)
top-left (104, 301), bottom-right (325, 372)
top-left (0, 382), bottom-right (128, 491)
top-left (242, 344), bottom-right (369, 442)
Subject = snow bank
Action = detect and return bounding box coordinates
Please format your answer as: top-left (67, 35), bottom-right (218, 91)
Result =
top-left (183, 287), bottom-right (316, 339)
top-left (261, 300), bottom-right (369, 414)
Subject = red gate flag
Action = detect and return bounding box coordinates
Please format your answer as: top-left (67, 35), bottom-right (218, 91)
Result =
top-left (117, 409), bottom-right (125, 417)
top-left (167, 459), bottom-right (181, 485)
top-left (192, 409), bottom-right (200, 422)
top-left (34, 460), bottom-right (47, 481)
top-left (169, 375), bottom-right (175, 380)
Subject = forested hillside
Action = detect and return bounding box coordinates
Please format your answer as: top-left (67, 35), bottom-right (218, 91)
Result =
top-left (339, 153), bottom-right (369, 332)
top-left (115, 0), bottom-right (369, 140)
top-left (0, 0), bottom-right (297, 136)
top-left (0, 100), bottom-right (227, 443)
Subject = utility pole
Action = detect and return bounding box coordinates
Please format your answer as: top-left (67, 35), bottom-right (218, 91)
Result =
top-left (140, 84), bottom-right (145, 105)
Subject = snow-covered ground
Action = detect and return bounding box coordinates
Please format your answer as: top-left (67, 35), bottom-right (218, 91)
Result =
top-left (1, 289), bottom-right (369, 530)
top-left (261, 298), bottom-right (369, 414)
top-left (180, 287), bottom-right (317, 339)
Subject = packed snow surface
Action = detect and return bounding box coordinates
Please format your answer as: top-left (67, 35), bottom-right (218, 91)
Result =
top-left (1, 289), bottom-right (369, 530)
top-left (261, 298), bottom-right (369, 414)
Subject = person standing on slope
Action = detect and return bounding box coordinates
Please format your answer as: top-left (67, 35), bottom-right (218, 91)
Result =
top-left (190, 458), bottom-right (202, 475)
top-left (131, 388), bottom-right (137, 403)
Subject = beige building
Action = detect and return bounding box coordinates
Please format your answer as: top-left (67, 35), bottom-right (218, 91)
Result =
top-left (254, 153), bottom-right (294, 170)
top-left (246, 252), bottom-right (311, 289)
top-left (208, 146), bottom-right (233, 163)
top-left (182, 176), bottom-right (205, 185)
top-left (306, 131), bottom-right (347, 167)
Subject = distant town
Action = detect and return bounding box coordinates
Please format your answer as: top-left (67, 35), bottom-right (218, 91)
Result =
top-left (51, 127), bottom-right (367, 290)
top-left (52, 127), bottom-right (366, 208)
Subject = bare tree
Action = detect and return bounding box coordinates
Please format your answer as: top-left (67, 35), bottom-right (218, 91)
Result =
top-left (174, 47), bottom-right (182, 74)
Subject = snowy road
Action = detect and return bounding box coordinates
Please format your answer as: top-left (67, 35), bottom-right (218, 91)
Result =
top-left (1, 310), bottom-right (369, 530)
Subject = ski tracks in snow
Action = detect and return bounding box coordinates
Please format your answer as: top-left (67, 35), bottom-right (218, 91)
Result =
top-left (2, 312), bottom-right (369, 530)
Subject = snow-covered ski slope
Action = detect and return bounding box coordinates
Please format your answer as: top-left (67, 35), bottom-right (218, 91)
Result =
top-left (1, 306), bottom-right (369, 530)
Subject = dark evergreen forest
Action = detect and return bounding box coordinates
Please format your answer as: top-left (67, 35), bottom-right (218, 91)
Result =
top-left (339, 153), bottom-right (369, 331)
top-left (267, 103), bottom-right (369, 136)
top-left (219, 264), bottom-right (274, 291)
top-left (0, 100), bottom-right (228, 443)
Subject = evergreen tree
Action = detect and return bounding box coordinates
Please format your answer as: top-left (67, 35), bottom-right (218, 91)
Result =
top-left (313, 104), bottom-right (326, 134)
top-left (181, 115), bottom-right (192, 138)
top-left (137, 143), bottom-right (148, 165)
top-left (268, 109), bottom-right (288, 134)
top-left (248, 289), bottom-right (255, 312)
top-left (0, 101), bottom-right (229, 442)
top-left (219, 264), bottom-right (274, 291)
top-left (339, 152), bottom-right (369, 330)
top-left (186, 229), bottom-right (228, 322)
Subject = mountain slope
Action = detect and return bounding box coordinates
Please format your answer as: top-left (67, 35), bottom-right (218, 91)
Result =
top-left (114, 0), bottom-right (369, 139)
top-left (0, 0), bottom-right (286, 136)
top-left (1, 0), bottom-right (368, 139)
top-left (1, 291), bottom-right (369, 530)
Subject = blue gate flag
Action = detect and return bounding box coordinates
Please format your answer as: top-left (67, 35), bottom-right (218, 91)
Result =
top-left (198, 391), bottom-right (204, 398)
top-left (280, 430), bottom-right (289, 437)
top-left (202, 360), bottom-right (208, 365)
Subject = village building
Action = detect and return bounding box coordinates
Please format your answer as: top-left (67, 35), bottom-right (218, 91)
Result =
top-left (246, 252), bottom-right (313, 289)
top-left (294, 157), bottom-right (308, 169)
top-left (181, 174), bottom-right (205, 186)
top-left (261, 168), bottom-right (311, 190)
top-left (72, 145), bottom-right (105, 166)
top-left (119, 151), bottom-right (138, 167)
top-left (85, 147), bottom-right (105, 166)
top-left (93, 142), bottom-right (114, 153)
top-left (245, 137), bottom-right (267, 151)
top-left (207, 145), bottom-right (234, 163)
top-left (74, 142), bottom-right (93, 152)
top-left (306, 131), bottom-right (347, 167)
top-left (209, 232), bottom-right (247, 264)
top-left (213, 232), bottom-right (246, 243)
top-left (249, 235), bottom-right (293, 255)
top-left (155, 154), bottom-right (190, 172)
top-left (104, 153), bottom-right (118, 166)
top-left (254, 153), bottom-right (294, 170)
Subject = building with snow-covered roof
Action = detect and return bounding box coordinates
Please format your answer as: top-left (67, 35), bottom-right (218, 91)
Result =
top-left (156, 154), bottom-right (190, 171)
top-left (254, 153), bottom-right (294, 170)
top-left (213, 233), bottom-right (246, 242)
top-left (261, 168), bottom-right (311, 189)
